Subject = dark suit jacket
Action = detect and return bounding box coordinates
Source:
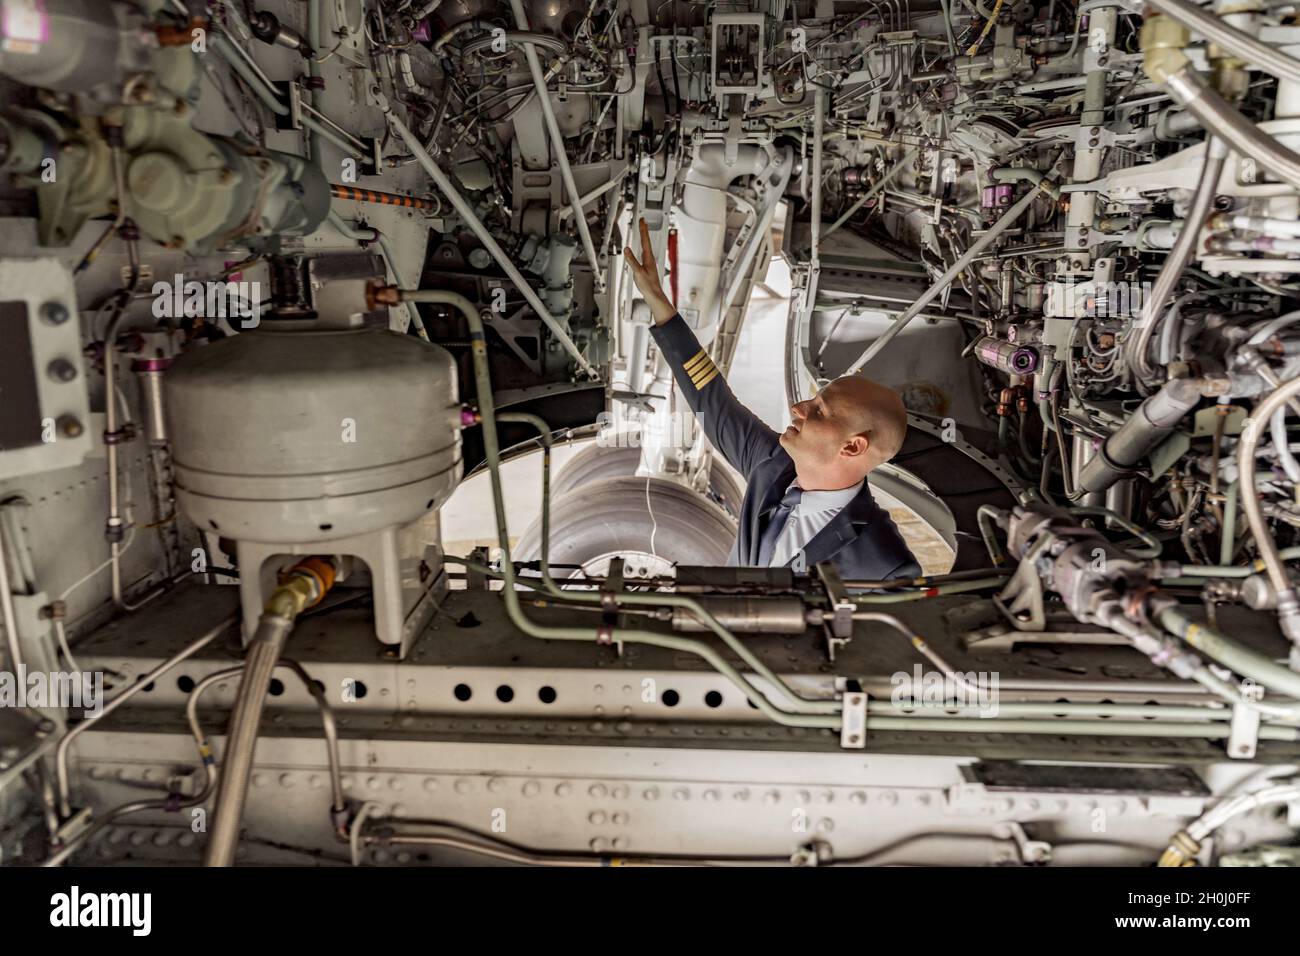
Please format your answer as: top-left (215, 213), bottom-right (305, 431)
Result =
top-left (649, 314), bottom-right (923, 581)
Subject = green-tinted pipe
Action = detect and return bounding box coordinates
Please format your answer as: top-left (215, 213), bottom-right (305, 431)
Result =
top-left (211, 33), bottom-right (359, 159)
top-left (852, 578), bottom-right (1006, 603)
top-left (1220, 479), bottom-right (1238, 566)
top-left (1174, 546), bottom-right (1300, 579)
top-left (1158, 604), bottom-right (1300, 699)
top-left (403, 290), bottom-right (839, 729)
top-left (496, 411), bottom-right (839, 715)
top-left (864, 716), bottom-right (1297, 740)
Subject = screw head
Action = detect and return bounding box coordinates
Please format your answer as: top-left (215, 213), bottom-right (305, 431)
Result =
top-left (40, 301), bottom-right (70, 325)
top-left (56, 414), bottom-right (83, 438)
top-left (47, 358), bottom-right (77, 383)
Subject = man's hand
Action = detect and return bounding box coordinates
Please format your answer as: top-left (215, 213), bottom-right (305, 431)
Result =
top-left (623, 217), bottom-right (677, 325)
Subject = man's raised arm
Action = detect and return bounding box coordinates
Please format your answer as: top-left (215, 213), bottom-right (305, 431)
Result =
top-left (623, 218), bottom-right (780, 479)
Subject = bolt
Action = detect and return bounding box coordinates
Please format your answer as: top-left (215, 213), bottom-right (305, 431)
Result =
top-left (40, 301), bottom-right (70, 325)
top-left (56, 414), bottom-right (83, 438)
top-left (47, 358), bottom-right (77, 383)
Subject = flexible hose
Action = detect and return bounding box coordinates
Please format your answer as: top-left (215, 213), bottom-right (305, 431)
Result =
top-left (1235, 374), bottom-right (1300, 645)
top-left (1128, 135), bottom-right (1227, 382)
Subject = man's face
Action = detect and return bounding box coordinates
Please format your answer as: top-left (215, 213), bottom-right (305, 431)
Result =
top-left (780, 385), bottom-right (857, 467)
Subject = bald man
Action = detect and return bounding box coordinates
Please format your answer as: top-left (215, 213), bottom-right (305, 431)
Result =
top-left (625, 219), bottom-right (921, 580)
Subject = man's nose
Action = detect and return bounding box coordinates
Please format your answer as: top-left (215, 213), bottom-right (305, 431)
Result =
top-left (790, 401), bottom-right (807, 420)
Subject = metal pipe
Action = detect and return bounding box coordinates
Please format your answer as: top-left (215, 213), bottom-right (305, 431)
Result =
top-left (490, 408), bottom-right (839, 715)
top-left (508, 0), bottom-right (603, 291)
top-left (1158, 604), bottom-right (1300, 698)
top-left (392, 289), bottom-right (839, 728)
top-left (1076, 377), bottom-right (1207, 494)
top-left (381, 111), bottom-right (597, 377)
top-left (823, 146), bottom-right (919, 240)
top-left (1164, 67), bottom-right (1300, 191)
top-left (809, 87), bottom-right (825, 299)
top-left (1145, 0), bottom-right (1300, 86)
top-left (845, 180), bottom-right (1053, 374)
top-left (864, 715), bottom-right (1296, 739)
top-left (0, 518), bottom-right (23, 671)
top-left (44, 656), bottom-right (341, 866)
top-left (192, 660), bottom-right (345, 820)
top-left (1235, 373), bottom-right (1300, 647)
top-left (55, 614), bottom-right (236, 818)
top-left (211, 32), bottom-right (365, 159)
top-left (205, 559), bottom-right (334, 866)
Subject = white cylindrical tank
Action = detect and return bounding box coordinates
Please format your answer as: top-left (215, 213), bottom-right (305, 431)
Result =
top-left (164, 325), bottom-right (462, 544)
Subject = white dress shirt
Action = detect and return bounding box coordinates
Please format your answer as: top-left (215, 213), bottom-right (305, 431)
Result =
top-left (768, 479), bottom-right (864, 568)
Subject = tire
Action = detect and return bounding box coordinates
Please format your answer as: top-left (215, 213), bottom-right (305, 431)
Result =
top-left (513, 475), bottom-right (737, 575)
top-left (552, 438), bottom-right (746, 518)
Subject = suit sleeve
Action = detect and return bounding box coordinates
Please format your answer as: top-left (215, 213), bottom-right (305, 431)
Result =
top-left (649, 313), bottom-right (781, 480)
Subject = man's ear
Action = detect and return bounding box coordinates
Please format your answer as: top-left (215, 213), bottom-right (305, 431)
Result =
top-left (840, 434), bottom-right (870, 458)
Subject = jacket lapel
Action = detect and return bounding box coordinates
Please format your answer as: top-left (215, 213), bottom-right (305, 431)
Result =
top-left (748, 458), bottom-right (797, 565)
top-left (796, 481), bottom-right (880, 568)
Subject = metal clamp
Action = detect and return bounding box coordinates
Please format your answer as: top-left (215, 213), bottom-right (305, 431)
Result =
top-left (840, 692), bottom-right (867, 749)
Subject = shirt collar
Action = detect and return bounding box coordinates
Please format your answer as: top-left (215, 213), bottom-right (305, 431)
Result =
top-left (789, 478), bottom-right (864, 513)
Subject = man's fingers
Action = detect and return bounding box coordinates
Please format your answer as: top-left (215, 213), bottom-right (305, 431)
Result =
top-left (639, 219), bottom-right (658, 272)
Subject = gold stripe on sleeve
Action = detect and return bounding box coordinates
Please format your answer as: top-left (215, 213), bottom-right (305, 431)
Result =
top-left (693, 365), bottom-right (720, 390)
top-left (683, 349), bottom-right (710, 374)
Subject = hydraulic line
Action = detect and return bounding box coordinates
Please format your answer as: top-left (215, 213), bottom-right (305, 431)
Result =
top-left (1165, 68), bottom-right (1300, 191)
top-left (1159, 783), bottom-right (1300, 866)
top-left (377, 286), bottom-right (840, 728)
top-left (44, 658), bottom-right (340, 866)
top-left (1145, 0), bottom-right (1300, 87)
top-left (823, 146), bottom-right (921, 240)
top-left (1142, 16), bottom-right (1300, 191)
top-left (54, 614), bottom-right (238, 818)
top-left (381, 109), bottom-right (598, 377)
top-left (205, 557), bottom-right (337, 866)
top-left (1235, 373), bottom-right (1300, 647)
top-left (492, 411), bottom-right (839, 716)
top-left (508, 0), bottom-right (604, 291)
top-left (1157, 604), bottom-right (1300, 699)
top-left (1128, 136), bottom-right (1228, 381)
top-left (845, 178), bottom-right (1056, 374)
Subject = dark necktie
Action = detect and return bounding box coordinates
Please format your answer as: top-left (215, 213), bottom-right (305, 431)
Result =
top-left (756, 485), bottom-right (802, 566)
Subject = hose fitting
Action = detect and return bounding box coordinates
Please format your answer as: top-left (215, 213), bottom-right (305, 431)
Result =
top-left (1141, 13), bottom-right (1190, 86)
top-left (265, 556), bottom-right (336, 619)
